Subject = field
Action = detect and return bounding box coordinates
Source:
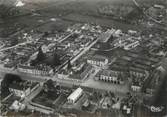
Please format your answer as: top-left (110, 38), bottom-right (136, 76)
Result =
top-left (0, 0), bottom-right (166, 37)
top-left (62, 13), bottom-right (144, 32)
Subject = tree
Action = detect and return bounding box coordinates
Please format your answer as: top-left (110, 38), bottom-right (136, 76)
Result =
top-left (109, 92), bottom-right (115, 98)
top-left (44, 79), bottom-right (55, 92)
top-left (11, 37), bottom-right (19, 46)
top-left (30, 46), bottom-right (46, 66)
top-left (52, 52), bottom-right (61, 67)
top-left (0, 5), bottom-right (20, 18)
top-left (1, 74), bottom-right (22, 98)
top-left (42, 32), bottom-right (49, 37)
top-left (36, 46), bottom-right (46, 62)
top-left (1, 74), bottom-right (22, 87)
top-left (67, 59), bottom-right (72, 70)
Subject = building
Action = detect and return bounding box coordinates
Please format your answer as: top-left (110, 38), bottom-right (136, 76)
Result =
top-left (113, 29), bottom-right (122, 37)
top-left (109, 62), bottom-right (147, 78)
top-left (9, 100), bottom-right (25, 111)
top-left (124, 41), bottom-right (140, 50)
top-left (15, 0), bottom-right (25, 7)
top-left (131, 82), bottom-right (142, 92)
top-left (17, 65), bottom-right (52, 76)
top-left (67, 63), bottom-right (94, 80)
top-left (79, 64), bottom-right (93, 80)
top-left (112, 36), bottom-right (140, 50)
top-left (87, 55), bottom-right (108, 67)
top-left (128, 30), bottom-right (137, 35)
top-left (154, 4), bottom-right (165, 9)
top-left (67, 88), bottom-right (83, 104)
top-left (9, 82), bottom-right (31, 98)
top-left (129, 67), bottom-right (147, 77)
top-left (101, 97), bottom-right (112, 109)
top-left (98, 29), bottom-right (115, 43)
top-left (9, 81), bottom-right (39, 98)
top-left (95, 70), bottom-right (123, 84)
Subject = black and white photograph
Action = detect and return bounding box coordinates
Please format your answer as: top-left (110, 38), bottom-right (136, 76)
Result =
top-left (0, 0), bottom-right (167, 117)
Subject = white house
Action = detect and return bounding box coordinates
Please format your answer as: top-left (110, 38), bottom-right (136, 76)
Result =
top-left (124, 41), bottom-right (140, 50)
top-left (87, 55), bottom-right (108, 67)
top-left (67, 88), bottom-right (83, 104)
top-left (9, 100), bottom-right (26, 111)
top-left (131, 85), bottom-right (141, 92)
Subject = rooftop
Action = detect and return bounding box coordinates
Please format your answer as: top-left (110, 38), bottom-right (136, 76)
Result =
top-left (96, 69), bottom-right (118, 77)
top-left (88, 55), bottom-right (108, 62)
top-left (67, 87), bottom-right (83, 100)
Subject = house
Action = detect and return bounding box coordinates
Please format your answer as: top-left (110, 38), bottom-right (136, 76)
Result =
top-left (79, 65), bottom-right (93, 80)
top-left (124, 41), bottom-right (140, 50)
top-left (82, 99), bottom-right (91, 111)
top-left (101, 97), bottom-right (111, 109)
top-left (68, 63), bottom-right (93, 80)
top-left (9, 100), bottom-right (25, 111)
top-left (17, 65), bottom-right (52, 76)
top-left (67, 88), bottom-right (83, 104)
top-left (131, 82), bottom-right (141, 92)
top-left (128, 30), bottom-right (137, 35)
top-left (122, 104), bottom-right (132, 115)
top-left (15, 0), bottom-right (25, 7)
top-left (110, 64), bottom-right (147, 78)
top-left (129, 67), bottom-right (147, 77)
top-left (9, 81), bottom-right (40, 98)
top-left (95, 70), bottom-right (123, 84)
top-left (154, 4), bottom-right (165, 9)
top-left (9, 81), bottom-right (31, 98)
top-left (113, 29), bottom-right (122, 37)
top-left (87, 55), bottom-right (108, 67)
top-left (98, 29), bottom-right (115, 43)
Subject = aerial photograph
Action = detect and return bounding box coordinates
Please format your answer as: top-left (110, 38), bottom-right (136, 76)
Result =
top-left (0, 0), bottom-right (167, 117)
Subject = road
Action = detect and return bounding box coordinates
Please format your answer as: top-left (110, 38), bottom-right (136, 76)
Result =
top-left (0, 40), bottom-right (34, 52)
top-left (58, 32), bottom-right (74, 43)
top-left (0, 29), bottom-right (129, 96)
top-left (72, 39), bottom-right (98, 64)
top-left (0, 66), bottom-right (128, 97)
top-left (62, 38), bottom-right (99, 70)
top-left (22, 85), bottom-right (43, 105)
top-left (56, 37), bottom-right (99, 71)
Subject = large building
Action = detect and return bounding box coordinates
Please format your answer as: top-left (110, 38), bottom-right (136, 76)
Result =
top-left (113, 36), bottom-right (140, 50)
top-left (98, 29), bottom-right (115, 43)
top-left (109, 64), bottom-right (147, 78)
top-left (131, 76), bottom-right (146, 92)
top-left (17, 65), bottom-right (52, 76)
top-left (95, 69), bottom-right (124, 84)
top-left (9, 81), bottom-right (39, 98)
top-left (87, 55), bottom-right (109, 68)
top-left (67, 87), bottom-right (83, 104)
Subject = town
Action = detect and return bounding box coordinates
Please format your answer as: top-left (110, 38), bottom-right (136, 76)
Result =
top-left (0, 0), bottom-right (167, 117)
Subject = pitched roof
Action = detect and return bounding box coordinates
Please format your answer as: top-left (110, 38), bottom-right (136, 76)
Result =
top-left (67, 88), bottom-right (83, 101)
